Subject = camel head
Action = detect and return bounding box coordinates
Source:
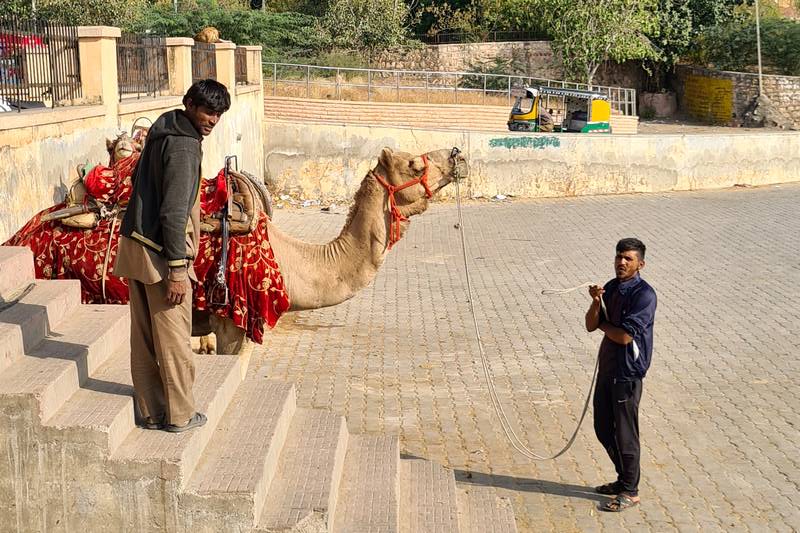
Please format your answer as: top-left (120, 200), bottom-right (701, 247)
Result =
top-left (106, 132), bottom-right (142, 164)
top-left (375, 146), bottom-right (467, 218)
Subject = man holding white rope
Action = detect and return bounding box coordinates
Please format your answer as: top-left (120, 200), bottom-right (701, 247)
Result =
top-left (585, 238), bottom-right (657, 512)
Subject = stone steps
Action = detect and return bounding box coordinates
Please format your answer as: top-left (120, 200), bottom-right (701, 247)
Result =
top-left (0, 246), bottom-right (35, 301)
top-left (456, 485), bottom-right (518, 533)
top-left (256, 408), bottom-right (349, 532)
top-left (399, 458), bottom-right (461, 533)
top-left (0, 279), bottom-right (82, 372)
top-left (0, 302), bottom-right (130, 421)
top-left (0, 247), bottom-right (519, 533)
top-left (333, 434), bottom-right (401, 533)
top-left (183, 377), bottom-right (296, 530)
top-left (112, 354), bottom-right (242, 485)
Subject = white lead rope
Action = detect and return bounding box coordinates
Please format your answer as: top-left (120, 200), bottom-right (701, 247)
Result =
top-left (453, 178), bottom-right (602, 461)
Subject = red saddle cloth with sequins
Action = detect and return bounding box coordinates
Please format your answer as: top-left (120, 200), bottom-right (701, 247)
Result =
top-left (4, 161), bottom-right (290, 344)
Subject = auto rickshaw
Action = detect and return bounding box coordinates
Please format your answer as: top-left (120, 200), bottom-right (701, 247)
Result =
top-left (507, 85), bottom-right (612, 133)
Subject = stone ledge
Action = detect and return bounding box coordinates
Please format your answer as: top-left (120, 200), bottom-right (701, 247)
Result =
top-left (166, 37), bottom-right (194, 46)
top-left (238, 45), bottom-right (262, 51)
top-left (119, 95), bottom-right (183, 115)
top-left (236, 85), bottom-right (262, 95)
top-left (215, 42), bottom-right (237, 51)
top-left (0, 104), bottom-right (106, 131)
top-left (77, 26), bottom-right (121, 39)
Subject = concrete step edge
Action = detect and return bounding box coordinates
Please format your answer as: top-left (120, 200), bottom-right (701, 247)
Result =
top-left (184, 378), bottom-right (297, 527)
top-left (43, 344), bottom-right (133, 454)
top-left (111, 354), bottom-right (243, 488)
top-left (0, 246), bottom-right (35, 301)
top-left (0, 304), bottom-right (130, 422)
top-left (0, 279), bottom-right (83, 361)
top-left (399, 458), bottom-right (460, 533)
top-left (256, 408), bottom-right (349, 532)
top-left (456, 485), bottom-right (518, 533)
top-left (332, 434), bottom-right (401, 533)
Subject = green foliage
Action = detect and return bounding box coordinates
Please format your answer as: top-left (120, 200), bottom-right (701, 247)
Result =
top-left (322, 0), bottom-right (412, 52)
top-left (5, 0), bottom-right (148, 27)
top-left (689, 17), bottom-right (800, 75)
top-left (127, 1), bottom-right (330, 58)
top-left (540, 0), bottom-right (661, 85)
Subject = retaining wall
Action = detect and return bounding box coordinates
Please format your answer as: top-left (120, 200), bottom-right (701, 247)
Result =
top-left (674, 65), bottom-right (800, 126)
top-left (264, 120), bottom-right (800, 202)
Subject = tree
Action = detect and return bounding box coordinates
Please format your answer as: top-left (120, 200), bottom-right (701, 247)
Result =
top-left (540, 0), bottom-right (661, 85)
top-left (322, 0), bottom-right (411, 53)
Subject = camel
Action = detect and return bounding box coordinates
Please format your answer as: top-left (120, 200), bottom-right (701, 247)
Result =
top-left (5, 143), bottom-right (466, 355)
top-left (195, 146), bottom-right (467, 354)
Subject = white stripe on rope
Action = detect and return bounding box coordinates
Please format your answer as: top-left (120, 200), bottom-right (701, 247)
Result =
top-left (453, 178), bottom-right (600, 461)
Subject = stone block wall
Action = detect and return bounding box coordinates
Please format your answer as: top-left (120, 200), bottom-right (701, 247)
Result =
top-left (374, 41), bottom-right (643, 89)
top-left (674, 64), bottom-right (800, 126)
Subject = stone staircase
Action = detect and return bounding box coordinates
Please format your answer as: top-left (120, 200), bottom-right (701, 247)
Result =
top-left (0, 246), bottom-right (517, 533)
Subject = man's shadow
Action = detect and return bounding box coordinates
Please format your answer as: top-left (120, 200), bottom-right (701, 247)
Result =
top-left (453, 468), bottom-right (608, 504)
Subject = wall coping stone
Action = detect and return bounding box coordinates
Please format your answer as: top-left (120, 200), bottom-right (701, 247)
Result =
top-left (678, 64), bottom-right (800, 82)
top-left (119, 95), bottom-right (183, 115)
top-left (77, 26), bottom-right (121, 39)
top-left (0, 105), bottom-right (106, 132)
top-left (236, 85), bottom-right (261, 95)
top-left (238, 45), bottom-right (262, 51)
top-left (215, 42), bottom-right (237, 50)
top-left (166, 37), bottom-right (194, 46)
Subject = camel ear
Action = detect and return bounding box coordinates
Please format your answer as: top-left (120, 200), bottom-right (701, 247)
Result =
top-left (379, 147), bottom-right (394, 169)
top-left (106, 138), bottom-right (114, 152)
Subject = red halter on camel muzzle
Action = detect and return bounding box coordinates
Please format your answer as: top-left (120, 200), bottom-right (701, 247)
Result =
top-left (373, 154), bottom-right (433, 250)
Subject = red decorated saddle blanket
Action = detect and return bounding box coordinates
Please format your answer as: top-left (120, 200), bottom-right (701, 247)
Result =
top-left (3, 158), bottom-right (290, 344)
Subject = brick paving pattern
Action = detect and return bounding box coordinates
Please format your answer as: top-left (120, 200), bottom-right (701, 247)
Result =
top-left (254, 183), bottom-right (800, 532)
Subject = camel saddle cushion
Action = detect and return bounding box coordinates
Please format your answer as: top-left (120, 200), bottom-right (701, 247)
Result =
top-left (200, 168), bottom-right (261, 235)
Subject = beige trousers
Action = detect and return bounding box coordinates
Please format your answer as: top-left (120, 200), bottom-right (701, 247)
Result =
top-left (128, 279), bottom-right (195, 425)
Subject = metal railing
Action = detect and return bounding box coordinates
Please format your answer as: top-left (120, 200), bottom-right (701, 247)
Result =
top-left (415, 30), bottom-right (550, 45)
top-left (235, 47), bottom-right (247, 85)
top-left (192, 42), bottom-right (216, 83)
top-left (0, 15), bottom-right (81, 112)
top-left (117, 33), bottom-right (168, 100)
top-left (263, 62), bottom-right (637, 116)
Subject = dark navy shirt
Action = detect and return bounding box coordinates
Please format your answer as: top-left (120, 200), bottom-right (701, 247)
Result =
top-left (597, 273), bottom-right (657, 380)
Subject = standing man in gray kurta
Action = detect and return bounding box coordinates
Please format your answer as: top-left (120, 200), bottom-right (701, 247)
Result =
top-left (114, 79), bottom-right (230, 432)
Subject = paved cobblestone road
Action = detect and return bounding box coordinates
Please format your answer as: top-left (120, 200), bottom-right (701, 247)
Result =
top-left (253, 183), bottom-right (800, 532)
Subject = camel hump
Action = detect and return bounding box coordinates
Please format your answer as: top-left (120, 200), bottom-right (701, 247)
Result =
top-left (240, 169), bottom-right (274, 220)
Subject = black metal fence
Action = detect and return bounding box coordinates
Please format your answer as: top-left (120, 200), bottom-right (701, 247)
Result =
top-left (192, 42), bottom-right (216, 83)
top-left (415, 31), bottom-right (549, 45)
top-left (117, 33), bottom-right (169, 100)
top-left (235, 47), bottom-right (247, 85)
top-left (0, 15), bottom-right (81, 112)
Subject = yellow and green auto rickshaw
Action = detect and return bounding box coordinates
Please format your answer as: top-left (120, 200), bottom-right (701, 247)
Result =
top-left (507, 85), bottom-right (612, 133)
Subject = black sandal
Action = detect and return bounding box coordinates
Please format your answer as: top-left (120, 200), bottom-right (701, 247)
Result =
top-left (594, 481), bottom-right (622, 495)
top-left (600, 494), bottom-right (640, 512)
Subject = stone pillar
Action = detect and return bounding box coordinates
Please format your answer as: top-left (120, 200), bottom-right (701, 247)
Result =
top-left (214, 42), bottom-right (237, 93)
top-left (166, 37), bottom-right (194, 96)
top-left (77, 26), bottom-right (120, 114)
top-left (239, 45), bottom-right (263, 86)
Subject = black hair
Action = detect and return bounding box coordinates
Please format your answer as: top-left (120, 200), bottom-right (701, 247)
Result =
top-left (183, 79), bottom-right (231, 113)
top-left (616, 237), bottom-right (646, 261)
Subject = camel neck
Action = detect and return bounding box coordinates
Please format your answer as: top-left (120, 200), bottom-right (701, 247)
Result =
top-left (269, 177), bottom-right (391, 311)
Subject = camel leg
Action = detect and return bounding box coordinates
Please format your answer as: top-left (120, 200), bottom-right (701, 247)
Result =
top-left (210, 315), bottom-right (252, 378)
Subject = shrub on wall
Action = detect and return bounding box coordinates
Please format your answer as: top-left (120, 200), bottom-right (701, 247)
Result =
top-left (690, 17), bottom-right (800, 75)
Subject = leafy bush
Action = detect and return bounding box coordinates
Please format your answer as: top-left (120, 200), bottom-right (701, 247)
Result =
top-left (690, 17), bottom-right (800, 75)
top-left (127, 1), bottom-right (330, 58)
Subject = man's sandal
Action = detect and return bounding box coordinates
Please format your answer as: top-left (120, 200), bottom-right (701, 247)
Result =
top-left (165, 412), bottom-right (207, 433)
top-left (600, 494), bottom-right (640, 512)
top-left (595, 482), bottom-right (623, 495)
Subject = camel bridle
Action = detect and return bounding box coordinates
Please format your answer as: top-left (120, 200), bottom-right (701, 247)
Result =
top-left (372, 153), bottom-right (433, 250)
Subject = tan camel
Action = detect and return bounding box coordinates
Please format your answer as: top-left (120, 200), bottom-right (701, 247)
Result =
top-left (197, 146), bottom-right (467, 354)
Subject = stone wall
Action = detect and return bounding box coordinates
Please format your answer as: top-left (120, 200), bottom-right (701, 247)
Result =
top-left (674, 65), bottom-right (800, 126)
top-left (264, 120), bottom-right (800, 203)
top-left (374, 41), bottom-right (643, 90)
